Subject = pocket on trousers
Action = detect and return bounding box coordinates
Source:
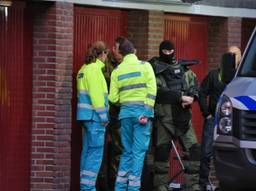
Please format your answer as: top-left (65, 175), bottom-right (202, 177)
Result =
top-left (142, 135), bottom-right (150, 151)
top-left (140, 124), bottom-right (151, 151)
top-left (88, 126), bottom-right (105, 148)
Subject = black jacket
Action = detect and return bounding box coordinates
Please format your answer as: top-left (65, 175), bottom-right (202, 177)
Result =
top-left (149, 57), bottom-right (191, 134)
top-left (149, 57), bottom-right (183, 104)
top-left (198, 69), bottom-right (226, 117)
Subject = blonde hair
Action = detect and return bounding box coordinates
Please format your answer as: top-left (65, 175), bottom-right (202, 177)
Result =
top-left (228, 46), bottom-right (241, 67)
top-left (85, 41), bottom-right (107, 64)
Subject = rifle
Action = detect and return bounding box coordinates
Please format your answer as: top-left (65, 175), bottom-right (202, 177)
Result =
top-left (178, 59), bottom-right (200, 67)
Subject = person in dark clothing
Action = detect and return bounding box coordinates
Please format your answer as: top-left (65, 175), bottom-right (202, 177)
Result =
top-left (148, 40), bottom-right (196, 191)
top-left (106, 36), bottom-right (125, 190)
top-left (198, 69), bottom-right (225, 191)
top-left (97, 36), bottom-right (126, 191)
top-left (198, 46), bottom-right (241, 191)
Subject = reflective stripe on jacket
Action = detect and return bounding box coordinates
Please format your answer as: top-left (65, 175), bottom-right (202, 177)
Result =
top-left (76, 59), bottom-right (109, 122)
top-left (108, 54), bottom-right (156, 119)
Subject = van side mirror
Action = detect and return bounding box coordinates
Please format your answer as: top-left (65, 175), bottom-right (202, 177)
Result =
top-left (220, 53), bottom-right (236, 84)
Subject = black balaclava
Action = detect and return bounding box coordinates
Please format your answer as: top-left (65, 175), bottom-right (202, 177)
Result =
top-left (159, 40), bottom-right (175, 64)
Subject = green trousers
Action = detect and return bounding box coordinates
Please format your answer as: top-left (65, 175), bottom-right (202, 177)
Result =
top-left (153, 119), bottom-right (200, 191)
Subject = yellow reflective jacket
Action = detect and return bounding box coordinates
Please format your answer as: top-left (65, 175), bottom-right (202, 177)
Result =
top-left (109, 54), bottom-right (156, 119)
top-left (76, 59), bottom-right (109, 122)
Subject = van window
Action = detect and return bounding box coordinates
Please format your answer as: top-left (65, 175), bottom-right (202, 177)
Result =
top-left (238, 33), bottom-right (256, 77)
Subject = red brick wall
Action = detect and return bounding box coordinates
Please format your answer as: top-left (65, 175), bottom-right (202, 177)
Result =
top-left (208, 17), bottom-right (228, 70)
top-left (227, 17), bottom-right (242, 48)
top-left (127, 10), bottom-right (164, 60)
top-left (208, 17), bottom-right (241, 70)
top-left (31, 2), bottom-right (73, 191)
top-left (127, 10), bottom-right (149, 60)
top-left (148, 11), bottom-right (164, 59)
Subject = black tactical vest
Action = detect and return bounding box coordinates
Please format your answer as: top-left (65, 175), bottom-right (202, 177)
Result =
top-left (150, 57), bottom-right (191, 135)
top-left (162, 64), bottom-right (187, 93)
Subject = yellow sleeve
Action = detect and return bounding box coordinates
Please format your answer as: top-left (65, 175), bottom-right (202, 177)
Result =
top-left (144, 62), bottom-right (157, 107)
top-left (76, 66), bottom-right (86, 93)
top-left (86, 65), bottom-right (108, 122)
top-left (108, 70), bottom-right (119, 104)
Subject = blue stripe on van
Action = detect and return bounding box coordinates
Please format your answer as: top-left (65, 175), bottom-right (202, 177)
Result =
top-left (234, 96), bottom-right (256, 110)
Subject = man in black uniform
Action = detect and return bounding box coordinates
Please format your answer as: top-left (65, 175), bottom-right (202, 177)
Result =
top-left (198, 46), bottom-right (241, 191)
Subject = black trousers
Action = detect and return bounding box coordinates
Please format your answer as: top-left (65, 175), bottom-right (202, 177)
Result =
top-left (199, 117), bottom-right (214, 190)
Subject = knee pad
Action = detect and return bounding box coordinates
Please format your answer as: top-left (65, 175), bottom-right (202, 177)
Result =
top-left (155, 144), bottom-right (171, 162)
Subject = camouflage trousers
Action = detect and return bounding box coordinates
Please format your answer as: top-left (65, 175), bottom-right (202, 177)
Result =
top-left (183, 161), bottom-right (200, 191)
top-left (181, 126), bottom-right (200, 191)
top-left (153, 149), bottom-right (200, 191)
top-left (153, 120), bottom-right (200, 191)
top-left (107, 120), bottom-right (123, 189)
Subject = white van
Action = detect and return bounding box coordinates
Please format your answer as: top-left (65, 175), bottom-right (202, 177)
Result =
top-left (214, 27), bottom-right (256, 191)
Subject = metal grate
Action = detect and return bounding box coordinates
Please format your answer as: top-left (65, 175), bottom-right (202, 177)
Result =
top-left (0, 3), bottom-right (32, 191)
top-left (241, 110), bottom-right (256, 141)
top-left (232, 108), bottom-right (256, 141)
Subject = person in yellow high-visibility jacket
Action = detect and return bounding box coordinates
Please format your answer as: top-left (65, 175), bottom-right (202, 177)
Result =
top-left (109, 39), bottom-right (157, 191)
top-left (76, 41), bottom-right (109, 191)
